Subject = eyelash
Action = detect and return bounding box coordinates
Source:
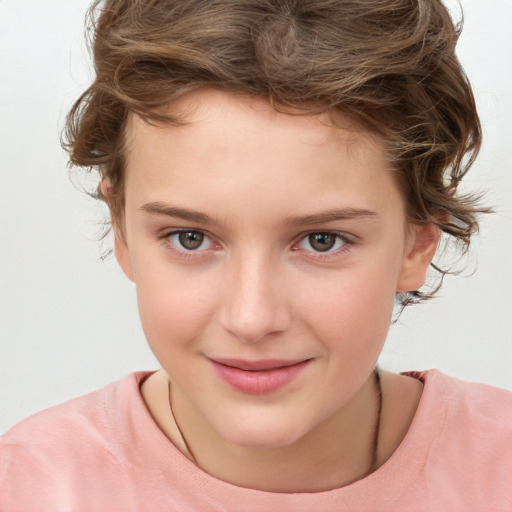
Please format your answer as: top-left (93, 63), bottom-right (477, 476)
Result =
top-left (158, 229), bottom-right (354, 260)
top-left (292, 231), bottom-right (353, 259)
top-left (159, 229), bottom-right (219, 260)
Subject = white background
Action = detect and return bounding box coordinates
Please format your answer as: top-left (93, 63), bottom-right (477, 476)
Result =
top-left (1, 0), bottom-right (511, 433)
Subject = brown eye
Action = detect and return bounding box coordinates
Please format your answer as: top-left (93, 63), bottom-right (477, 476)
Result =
top-left (308, 233), bottom-right (337, 252)
top-left (178, 231), bottom-right (205, 250)
top-left (296, 232), bottom-right (347, 254)
top-left (165, 230), bottom-right (216, 254)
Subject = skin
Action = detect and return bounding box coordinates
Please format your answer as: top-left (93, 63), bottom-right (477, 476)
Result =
top-left (109, 89), bottom-right (439, 492)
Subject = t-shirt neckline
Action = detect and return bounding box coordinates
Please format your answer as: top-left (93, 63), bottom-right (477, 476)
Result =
top-left (108, 369), bottom-right (447, 507)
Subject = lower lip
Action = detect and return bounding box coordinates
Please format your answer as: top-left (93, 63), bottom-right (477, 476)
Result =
top-left (210, 360), bottom-right (311, 395)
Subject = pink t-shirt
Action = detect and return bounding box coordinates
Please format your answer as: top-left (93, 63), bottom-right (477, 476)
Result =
top-left (1, 370), bottom-right (511, 511)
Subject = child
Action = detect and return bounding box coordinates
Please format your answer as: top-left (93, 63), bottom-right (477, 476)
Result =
top-left (1, 0), bottom-right (511, 510)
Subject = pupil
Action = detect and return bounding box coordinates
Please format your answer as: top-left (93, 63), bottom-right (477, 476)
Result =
top-left (179, 231), bottom-right (204, 250)
top-left (309, 233), bottom-right (335, 252)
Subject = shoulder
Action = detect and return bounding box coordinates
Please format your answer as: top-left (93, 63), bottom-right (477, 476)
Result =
top-left (414, 369), bottom-right (512, 427)
top-left (0, 372), bottom-right (153, 510)
top-left (401, 370), bottom-right (512, 509)
top-left (430, 370), bottom-right (512, 457)
top-left (408, 369), bottom-right (512, 447)
top-left (2, 372), bottom-right (146, 447)
top-left (3, 386), bottom-right (106, 446)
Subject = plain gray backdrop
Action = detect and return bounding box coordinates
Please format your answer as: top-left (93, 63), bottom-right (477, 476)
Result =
top-left (1, 0), bottom-right (511, 433)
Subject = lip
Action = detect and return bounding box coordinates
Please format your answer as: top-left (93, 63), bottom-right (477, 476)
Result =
top-left (209, 358), bottom-right (312, 395)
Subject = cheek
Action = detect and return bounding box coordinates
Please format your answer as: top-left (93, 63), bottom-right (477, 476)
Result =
top-left (134, 264), bottom-right (218, 356)
top-left (296, 263), bottom-right (399, 351)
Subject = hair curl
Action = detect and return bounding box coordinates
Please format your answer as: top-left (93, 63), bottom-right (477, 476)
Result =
top-left (63, 0), bottom-right (489, 305)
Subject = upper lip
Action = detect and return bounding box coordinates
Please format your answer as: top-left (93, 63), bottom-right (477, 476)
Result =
top-left (209, 358), bottom-right (311, 371)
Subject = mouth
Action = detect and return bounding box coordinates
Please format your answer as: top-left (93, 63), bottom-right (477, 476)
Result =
top-left (208, 358), bottom-right (312, 394)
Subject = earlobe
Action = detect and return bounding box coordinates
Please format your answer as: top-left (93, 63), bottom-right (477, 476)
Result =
top-left (397, 223), bottom-right (441, 292)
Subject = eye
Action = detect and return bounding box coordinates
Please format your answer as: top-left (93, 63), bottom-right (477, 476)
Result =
top-left (167, 230), bottom-right (215, 251)
top-left (296, 232), bottom-right (347, 253)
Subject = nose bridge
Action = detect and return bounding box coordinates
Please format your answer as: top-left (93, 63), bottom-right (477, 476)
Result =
top-left (220, 250), bottom-right (290, 343)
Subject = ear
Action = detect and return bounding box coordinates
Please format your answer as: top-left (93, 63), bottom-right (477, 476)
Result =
top-left (396, 223), bottom-right (441, 292)
top-left (100, 180), bottom-right (134, 282)
top-left (113, 230), bottom-right (135, 282)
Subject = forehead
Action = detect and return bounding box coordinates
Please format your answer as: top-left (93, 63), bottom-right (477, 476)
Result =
top-left (122, 89), bottom-right (402, 223)
top-left (125, 89), bottom-right (383, 165)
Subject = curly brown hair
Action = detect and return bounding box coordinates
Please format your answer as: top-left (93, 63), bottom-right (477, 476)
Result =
top-left (63, 0), bottom-right (489, 305)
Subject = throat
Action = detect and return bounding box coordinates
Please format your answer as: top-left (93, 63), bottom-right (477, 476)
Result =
top-left (166, 369), bottom-right (384, 493)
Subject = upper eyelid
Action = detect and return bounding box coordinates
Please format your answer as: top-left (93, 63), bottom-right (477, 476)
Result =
top-left (292, 233), bottom-right (355, 262)
top-left (160, 227), bottom-right (214, 239)
top-left (291, 231), bottom-right (353, 255)
top-left (160, 229), bottom-right (217, 256)
top-left (293, 229), bottom-right (355, 243)
top-left (159, 228), bottom-right (352, 237)
top-left (159, 228), bottom-right (355, 248)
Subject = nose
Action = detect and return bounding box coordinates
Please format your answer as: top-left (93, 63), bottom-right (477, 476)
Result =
top-left (218, 255), bottom-right (291, 343)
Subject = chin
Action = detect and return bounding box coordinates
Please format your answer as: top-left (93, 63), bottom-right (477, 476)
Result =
top-left (218, 418), bottom-right (308, 450)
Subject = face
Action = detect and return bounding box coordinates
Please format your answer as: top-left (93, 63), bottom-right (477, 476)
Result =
top-left (114, 89), bottom-right (437, 449)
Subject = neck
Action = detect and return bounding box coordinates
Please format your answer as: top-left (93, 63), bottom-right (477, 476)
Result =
top-left (168, 371), bottom-right (382, 493)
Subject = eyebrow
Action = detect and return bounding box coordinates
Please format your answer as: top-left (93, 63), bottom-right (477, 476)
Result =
top-left (141, 201), bottom-right (378, 226)
top-left (141, 202), bottom-right (218, 225)
top-left (284, 208), bottom-right (378, 226)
